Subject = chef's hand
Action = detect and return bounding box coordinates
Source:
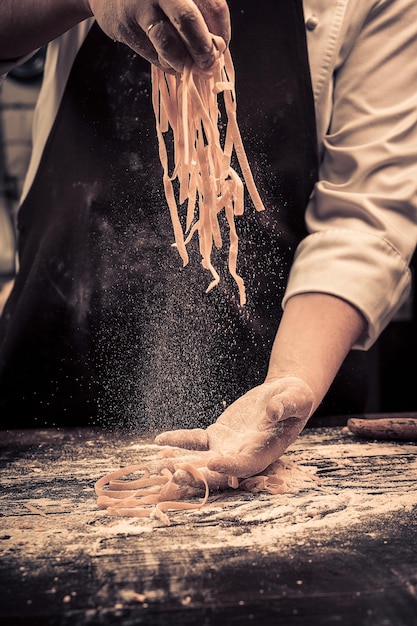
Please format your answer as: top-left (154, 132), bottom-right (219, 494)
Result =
top-left (86, 0), bottom-right (230, 72)
top-left (155, 377), bottom-right (314, 487)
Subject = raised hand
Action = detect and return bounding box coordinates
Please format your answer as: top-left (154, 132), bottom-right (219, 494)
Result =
top-left (87, 0), bottom-right (230, 72)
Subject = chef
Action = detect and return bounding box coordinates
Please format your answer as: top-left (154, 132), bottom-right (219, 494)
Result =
top-left (1, 0), bottom-right (416, 483)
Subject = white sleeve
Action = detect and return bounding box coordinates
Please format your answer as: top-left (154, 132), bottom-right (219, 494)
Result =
top-left (19, 19), bottom-right (95, 202)
top-left (284, 0), bottom-right (417, 349)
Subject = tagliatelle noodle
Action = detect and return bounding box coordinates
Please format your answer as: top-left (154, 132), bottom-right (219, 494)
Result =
top-left (95, 463), bottom-right (210, 525)
top-left (151, 38), bottom-right (265, 306)
top-left (95, 456), bottom-right (321, 525)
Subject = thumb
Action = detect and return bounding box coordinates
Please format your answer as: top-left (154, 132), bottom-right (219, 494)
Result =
top-left (155, 428), bottom-right (209, 450)
top-left (264, 378), bottom-right (314, 426)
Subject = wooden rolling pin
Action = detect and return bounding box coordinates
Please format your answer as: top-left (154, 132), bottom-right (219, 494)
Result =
top-left (347, 413), bottom-right (417, 441)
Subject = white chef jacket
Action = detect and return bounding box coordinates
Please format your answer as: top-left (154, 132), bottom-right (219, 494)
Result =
top-left (2, 0), bottom-right (417, 350)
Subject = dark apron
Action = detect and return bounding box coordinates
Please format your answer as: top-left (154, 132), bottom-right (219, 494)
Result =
top-left (0, 0), bottom-right (366, 429)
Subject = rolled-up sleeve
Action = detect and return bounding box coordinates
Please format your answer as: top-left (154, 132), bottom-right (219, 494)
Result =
top-left (285, 0), bottom-right (417, 349)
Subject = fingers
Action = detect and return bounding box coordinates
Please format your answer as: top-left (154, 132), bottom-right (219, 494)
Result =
top-left (113, 0), bottom-right (227, 71)
top-left (190, 0), bottom-right (230, 44)
top-left (155, 427), bottom-right (209, 450)
top-left (206, 438), bottom-right (287, 479)
top-left (89, 0), bottom-right (162, 68)
top-left (152, 448), bottom-right (231, 489)
top-left (157, 0), bottom-right (228, 70)
top-left (90, 0), bottom-right (230, 71)
top-left (207, 452), bottom-right (263, 479)
top-left (115, 7), bottom-right (183, 72)
top-left (145, 17), bottom-right (188, 72)
top-left (206, 430), bottom-right (285, 478)
top-left (173, 466), bottom-right (230, 490)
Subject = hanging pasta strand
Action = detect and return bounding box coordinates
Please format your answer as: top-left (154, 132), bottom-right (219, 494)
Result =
top-left (151, 38), bottom-right (265, 306)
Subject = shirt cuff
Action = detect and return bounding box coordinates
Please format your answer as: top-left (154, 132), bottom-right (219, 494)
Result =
top-left (282, 229), bottom-right (412, 350)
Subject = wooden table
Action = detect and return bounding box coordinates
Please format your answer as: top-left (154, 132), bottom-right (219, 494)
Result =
top-left (1, 426), bottom-right (417, 625)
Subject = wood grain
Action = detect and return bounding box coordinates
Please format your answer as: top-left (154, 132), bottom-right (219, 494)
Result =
top-left (1, 426), bottom-right (416, 625)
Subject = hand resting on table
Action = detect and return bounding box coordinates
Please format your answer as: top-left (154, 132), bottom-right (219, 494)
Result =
top-left (155, 377), bottom-right (314, 489)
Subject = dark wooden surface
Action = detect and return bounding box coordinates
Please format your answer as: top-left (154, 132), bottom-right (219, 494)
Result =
top-left (1, 426), bottom-right (417, 625)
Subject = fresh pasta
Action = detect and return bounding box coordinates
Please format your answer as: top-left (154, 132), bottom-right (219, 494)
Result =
top-left (95, 457), bottom-right (318, 525)
top-left (152, 38), bottom-right (265, 306)
top-left (95, 463), bottom-right (209, 525)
